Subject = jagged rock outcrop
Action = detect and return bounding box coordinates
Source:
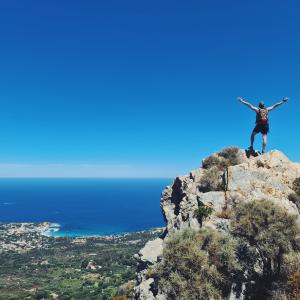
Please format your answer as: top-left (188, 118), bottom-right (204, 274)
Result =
top-left (134, 149), bottom-right (300, 300)
top-left (134, 238), bottom-right (165, 300)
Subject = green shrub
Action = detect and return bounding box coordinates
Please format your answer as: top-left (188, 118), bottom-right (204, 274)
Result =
top-left (34, 289), bottom-right (49, 300)
top-left (81, 259), bottom-right (89, 269)
top-left (194, 202), bottom-right (214, 226)
top-left (155, 229), bottom-right (240, 300)
top-left (199, 167), bottom-right (224, 192)
top-left (199, 228), bottom-right (241, 277)
top-left (282, 252), bottom-right (300, 278)
top-left (231, 199), bottom-right (299, 278)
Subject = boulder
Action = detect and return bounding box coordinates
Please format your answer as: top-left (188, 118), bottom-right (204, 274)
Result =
top-left (138, 238), bottom-right (163, 265)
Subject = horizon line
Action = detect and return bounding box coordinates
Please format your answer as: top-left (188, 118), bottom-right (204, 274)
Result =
top-left (0, 176), bottom-right (173, 179)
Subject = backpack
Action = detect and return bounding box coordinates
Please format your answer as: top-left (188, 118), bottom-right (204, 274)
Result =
top-left (256, 108), bottom-right (269, 125)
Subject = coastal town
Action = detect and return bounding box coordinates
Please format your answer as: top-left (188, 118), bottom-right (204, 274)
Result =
top-left (0, 222), bottom-right (54, 253)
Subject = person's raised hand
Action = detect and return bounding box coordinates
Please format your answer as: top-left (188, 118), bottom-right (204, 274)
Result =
top-left (237, 97), bottom-right (243, 102)
top-left (283, 97), bottom-right (288, 102)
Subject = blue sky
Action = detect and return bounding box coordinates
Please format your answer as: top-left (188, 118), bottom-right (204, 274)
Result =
top-left (0, 0), bottom-right (299, 177)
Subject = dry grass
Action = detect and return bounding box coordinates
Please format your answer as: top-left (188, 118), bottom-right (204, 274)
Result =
top-left (199, 167), bottom-right (224, 192)
top-left (288, 268), bottom-right (300, 300)
top-left (202, 147), bottom-right (242, 170)
top-left (216, 207), bottom-right (232, 219)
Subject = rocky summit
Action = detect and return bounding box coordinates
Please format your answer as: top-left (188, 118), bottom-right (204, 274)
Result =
top-left (133, 148), bottom-right (300, 300)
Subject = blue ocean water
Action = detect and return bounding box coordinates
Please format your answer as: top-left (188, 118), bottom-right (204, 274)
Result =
top-left (0, 178), bottom-right (171, 236)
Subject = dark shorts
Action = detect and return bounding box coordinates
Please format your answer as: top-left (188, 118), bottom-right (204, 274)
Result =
top-left (253, 123), bottom-right (269, 135)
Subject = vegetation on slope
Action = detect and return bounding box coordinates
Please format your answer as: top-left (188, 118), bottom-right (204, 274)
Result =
top-left (154, 199), bottom-right (300, 300)
top-left (155, 228), bottom-right (240, 300)
top-left (202, 146), bottom-right (242, 171)
top-left (231, 199), bottom-right (300, 299)
top-left (193, 202), bottom-right (214, 227)
top-left (0, 229), bottom-right (162, 300)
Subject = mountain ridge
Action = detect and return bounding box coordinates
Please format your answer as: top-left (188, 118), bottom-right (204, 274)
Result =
top-left (133, 148), bottom-right (300, 300)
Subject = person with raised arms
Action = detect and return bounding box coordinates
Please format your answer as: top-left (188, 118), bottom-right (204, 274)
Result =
top-left (238, 97), bottom-right (288, 154)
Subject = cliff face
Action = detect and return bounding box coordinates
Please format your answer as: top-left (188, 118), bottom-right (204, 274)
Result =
top-left (134, 149), bottom-right (300, 300)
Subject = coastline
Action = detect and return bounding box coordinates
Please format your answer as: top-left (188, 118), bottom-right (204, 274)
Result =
top-left (0, 221), bottom-right (164, 253)
top-left (47, 224), bottom-right (164, 238)
top-left (0, 178), bottom-right (167, 241)
top-left (0, 221), bottom-right (164, 238)
top-left (41, 222), bottom-right (61, 237)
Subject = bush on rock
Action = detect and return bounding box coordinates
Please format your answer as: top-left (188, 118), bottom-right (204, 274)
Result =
top-left (155, 229), bottom-right (240, 300)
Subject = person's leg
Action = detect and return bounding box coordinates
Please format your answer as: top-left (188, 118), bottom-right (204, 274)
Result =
top-left (262, 134), bottom-right (267, 153)
top-left (250, 131), bottom-right (257, 149)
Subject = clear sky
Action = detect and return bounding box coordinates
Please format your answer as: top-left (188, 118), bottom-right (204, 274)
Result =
top-left (0, 0), bottom-right (299, 177)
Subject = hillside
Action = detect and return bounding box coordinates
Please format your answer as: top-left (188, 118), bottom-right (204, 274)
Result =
top-left (0, 225), bottom-right (162, 300)
top-left (134, 148), bottom-right (300, 300)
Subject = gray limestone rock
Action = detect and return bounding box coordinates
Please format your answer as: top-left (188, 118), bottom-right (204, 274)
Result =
top-left (133, 149), bottom-right (300, 299)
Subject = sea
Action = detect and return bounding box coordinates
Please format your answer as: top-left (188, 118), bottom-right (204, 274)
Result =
top-left (0, 178), bottom-right (171, 237)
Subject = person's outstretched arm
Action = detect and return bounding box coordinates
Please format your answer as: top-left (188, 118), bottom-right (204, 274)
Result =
top-left (237, 97), bottom-right (258, 112)
top-left (267, 97), bottom-right (288, 111)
